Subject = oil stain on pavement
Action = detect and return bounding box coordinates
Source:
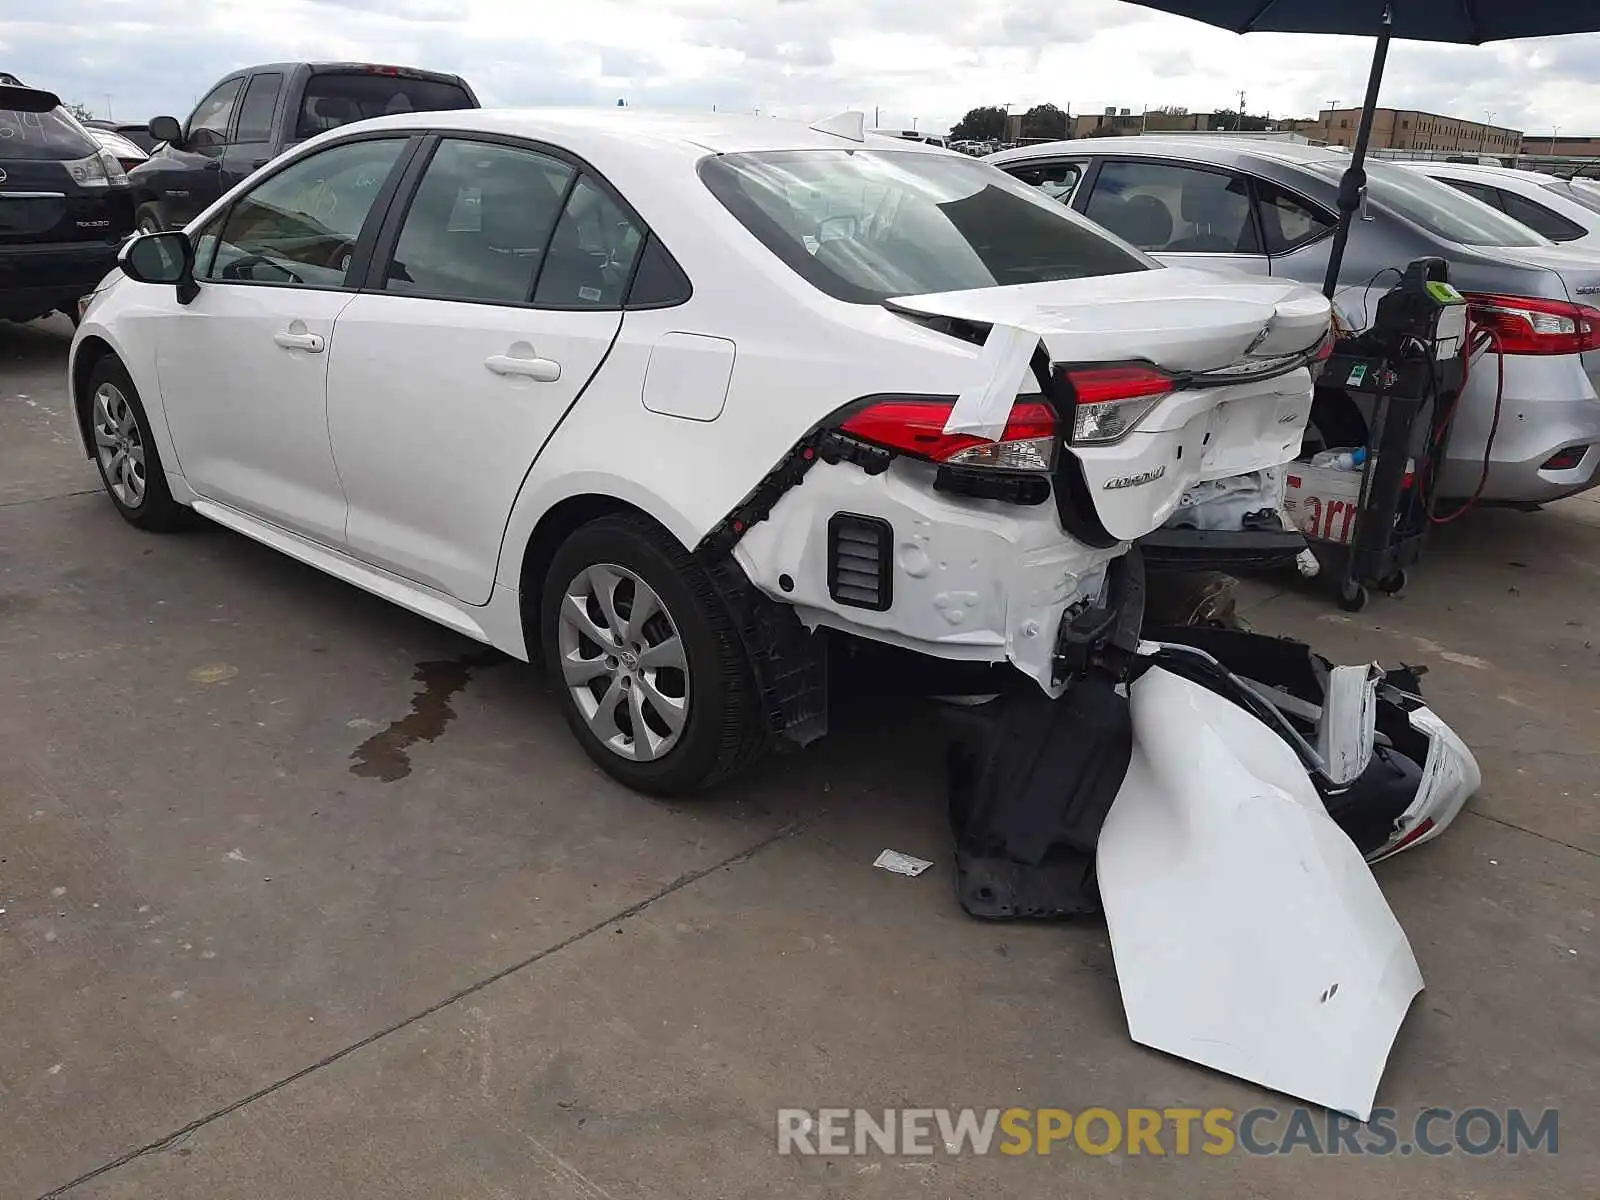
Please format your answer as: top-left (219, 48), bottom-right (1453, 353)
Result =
top-left (350, 650), bottom-right (503, 782)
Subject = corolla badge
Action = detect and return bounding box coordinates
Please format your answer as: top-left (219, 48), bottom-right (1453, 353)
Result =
top-left (1104, 466), bottom-right (1167, 490)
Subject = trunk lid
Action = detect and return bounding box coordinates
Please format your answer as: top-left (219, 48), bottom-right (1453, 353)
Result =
top-left (892, 269), bottom-right (1332, 542)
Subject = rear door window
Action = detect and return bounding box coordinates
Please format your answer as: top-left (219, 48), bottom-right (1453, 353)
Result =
top-left (188, 78), bottom-right (243, 150)
top-left (296, 72), bottom-right (474, 141)
top-left (1086, 160), bottom-right (1259, 253)
top-left (1255, 178), bottom-right (1335, 255)
top-left (235, 73), bottom-right (283, 143)
top-left (532, 174), bottom-right (645, 309)
top-left (380, 138), bottom-right (573, 302)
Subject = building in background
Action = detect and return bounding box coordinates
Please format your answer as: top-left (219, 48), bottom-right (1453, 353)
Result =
top-left (1310, 107), bottom-right (1522, 155)
top-left (1064, 108), bottom-right (1323, 139)
top-left (1542, 135), bottom-right (1600, 158)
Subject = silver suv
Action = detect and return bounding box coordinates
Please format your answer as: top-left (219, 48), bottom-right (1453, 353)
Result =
top-left (989, 136), bottom-right (1600, 505)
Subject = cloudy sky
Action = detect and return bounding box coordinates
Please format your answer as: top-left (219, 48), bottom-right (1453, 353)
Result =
top-left (7, 0), bottom-right (1600, 140)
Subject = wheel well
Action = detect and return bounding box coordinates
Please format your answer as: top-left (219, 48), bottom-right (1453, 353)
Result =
top-left (516, 494), bottom-right (680, 653)
top-left (1307, 386), bottom-right (1370, 454)
top-left (71, 336), bottom-right (116, 457)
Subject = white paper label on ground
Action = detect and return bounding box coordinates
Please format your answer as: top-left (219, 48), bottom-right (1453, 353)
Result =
top-left (874, 849), bottom-right (934, 877)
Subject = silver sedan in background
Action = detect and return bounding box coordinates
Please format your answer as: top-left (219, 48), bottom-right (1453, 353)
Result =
top-left (989, 137), bottom-right (1600, 505)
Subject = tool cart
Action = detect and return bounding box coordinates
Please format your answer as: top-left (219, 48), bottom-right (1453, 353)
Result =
top-left (1286, 258), bottom-right (1471, 611)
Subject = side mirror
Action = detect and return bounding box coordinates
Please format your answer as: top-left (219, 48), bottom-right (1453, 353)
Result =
top-left (148, 115), bottom-right (183, 148)
top-left (119, 231), bottom-right (199, 304)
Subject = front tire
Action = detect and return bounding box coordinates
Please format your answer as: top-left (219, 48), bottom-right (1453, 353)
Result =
top-left (539, 514), bottom-right (767, 795)
top-left (85, 357), bottom-right (186, 531)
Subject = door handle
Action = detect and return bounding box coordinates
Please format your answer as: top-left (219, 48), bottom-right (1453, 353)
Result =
top-left (274, 330), bottom-right (325, 353)
top-left (485, 353), bottom-right (561, 382)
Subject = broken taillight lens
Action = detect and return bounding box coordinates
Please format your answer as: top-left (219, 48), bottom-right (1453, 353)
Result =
top-left (1058, 364), bottom-right (1174, 445)
top-left (838, 397), bottom-right (1058, 470)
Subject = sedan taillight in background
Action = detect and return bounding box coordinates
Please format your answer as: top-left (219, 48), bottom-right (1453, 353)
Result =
top-left (1463, 293), bottom-right (1600, 356)
top-left (839, 397), bottom-right (1058, 471)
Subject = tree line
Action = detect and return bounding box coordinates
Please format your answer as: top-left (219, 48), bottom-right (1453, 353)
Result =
top-left (948, 102), bottom-right (1273, 141)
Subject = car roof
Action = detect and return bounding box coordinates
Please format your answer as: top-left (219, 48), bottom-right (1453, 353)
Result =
top-left (333, 107), bottom-right (950, 163)
top-left (987, 134), bottom-right (1352, 173)
top-left (1400, 161), bottom-right (1560, 185)
top-left (232, 61), bottom-right (468, 81)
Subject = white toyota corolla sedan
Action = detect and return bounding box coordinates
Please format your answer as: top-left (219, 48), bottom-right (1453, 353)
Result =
top-left (69, 108), bottom-right (1333, 793)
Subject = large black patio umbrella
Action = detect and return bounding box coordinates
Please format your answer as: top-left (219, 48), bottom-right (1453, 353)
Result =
top-left (1122, 1), bottom-right (1600, 296)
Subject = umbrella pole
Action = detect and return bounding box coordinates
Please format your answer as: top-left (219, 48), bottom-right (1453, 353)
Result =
top-left (1321, 4), bottom-right (1394, 300)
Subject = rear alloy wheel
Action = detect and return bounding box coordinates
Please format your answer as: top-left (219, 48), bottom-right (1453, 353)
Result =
top-left (557, 563), bottom-right (691, 763)
top-left (85, 357), bottom-right (186, 531)
top-left (540, 515), bottom-right (767, 794)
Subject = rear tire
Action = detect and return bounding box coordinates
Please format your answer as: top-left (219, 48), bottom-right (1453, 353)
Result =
top-left (539, 514), bottom-right (767, 795)
top-left (84, 356), bottom-right (187, 531)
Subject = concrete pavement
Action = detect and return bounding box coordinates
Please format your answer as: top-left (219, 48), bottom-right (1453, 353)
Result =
top-left (1, 316), bottom-right (1594, 1198)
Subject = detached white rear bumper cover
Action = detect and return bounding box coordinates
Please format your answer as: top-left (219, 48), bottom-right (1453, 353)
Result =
top-left (1097, 664), bottom-right (1469, 1120)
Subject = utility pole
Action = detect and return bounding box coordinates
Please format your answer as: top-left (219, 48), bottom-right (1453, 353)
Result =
top-left (874, 105), bottom-right (880, 128)
top-left (1550, 125), bottom-right (1560, 155)
top-left (104, 93), bottom-right (113, 120)
top-left (1480, 109), bottom-right (1495, 153)
top-left (1237, 89), bottom-right (1246, 130)
top-left (1323, 98), bottom-right (1339, 145)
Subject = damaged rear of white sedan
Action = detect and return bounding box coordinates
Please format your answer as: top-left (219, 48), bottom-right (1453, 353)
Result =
top-left (71, 108), bottom-right (1478, 1120)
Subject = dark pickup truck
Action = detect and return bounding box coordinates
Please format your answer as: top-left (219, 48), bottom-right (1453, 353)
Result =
top-left (129, 62), bottom-right (478, 233)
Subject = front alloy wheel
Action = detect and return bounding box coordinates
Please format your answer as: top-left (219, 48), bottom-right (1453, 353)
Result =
top-left (557, 563), bottom-right (690, 762)
top-left (93, 381), bottom-right (147, 508)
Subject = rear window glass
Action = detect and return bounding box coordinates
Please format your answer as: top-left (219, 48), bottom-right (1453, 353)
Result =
top-left (0, 104), bottom-right (98, 160)
top-left (700, 149), bottom-right (1149, 304)
top-left (1311, 160), bottom-right (1548, 247)
top-left (296, 72), bottom-right (473, 141)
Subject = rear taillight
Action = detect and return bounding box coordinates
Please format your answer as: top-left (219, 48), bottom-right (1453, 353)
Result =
top-left (838, 397), bottom-right (1057, 471)
top-left (1308, 330), bottom-right (1336, 381)
top-left (1464, 293), bottom-right (1600, 356)
top-left (1058, 363), bottom-right (1174, 445)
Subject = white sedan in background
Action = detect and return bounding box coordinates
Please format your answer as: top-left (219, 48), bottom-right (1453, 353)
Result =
top-left (1402, 160), bottom-right (1600, 246)
top-left (70, 107), bottom-right (1334, 792)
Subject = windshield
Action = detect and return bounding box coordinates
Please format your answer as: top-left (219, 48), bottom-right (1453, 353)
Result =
top-left (700, 149), bottom-right (1149, 303)
top-left (1311, 160), bottom-right (1550, 247)
top-left (0, 103), bottom-right (98, 161)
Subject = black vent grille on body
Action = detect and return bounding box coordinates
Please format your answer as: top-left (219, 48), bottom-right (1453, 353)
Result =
top-left (827, 513), bottom-right (893, 611)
